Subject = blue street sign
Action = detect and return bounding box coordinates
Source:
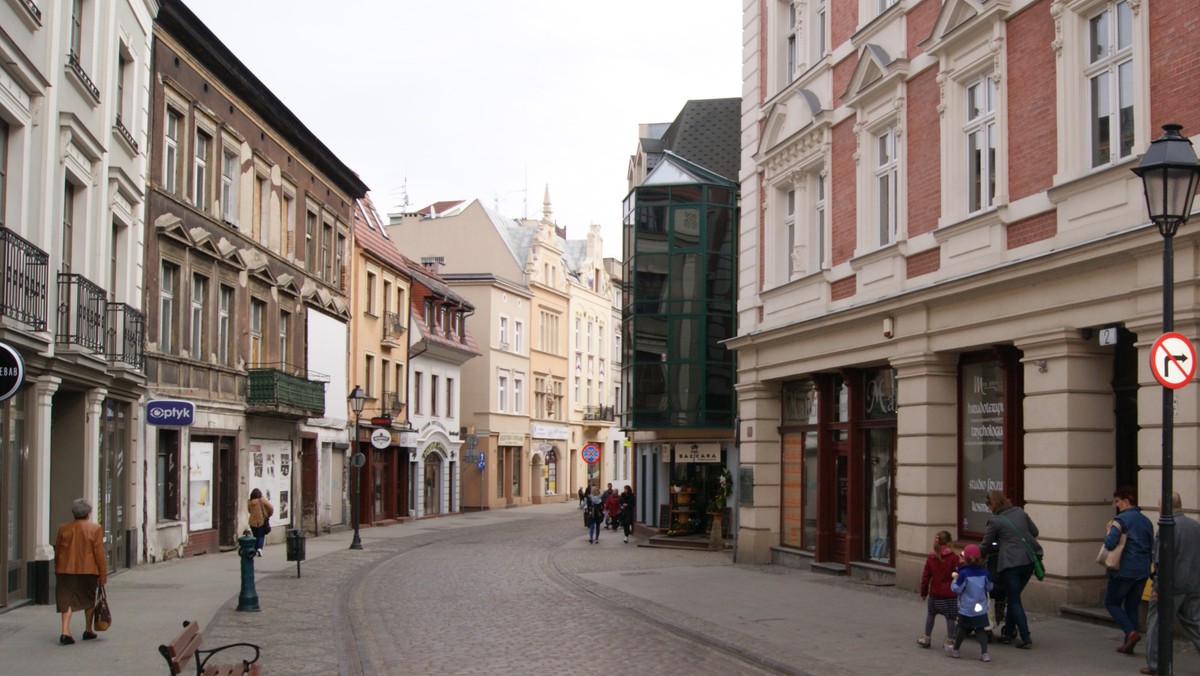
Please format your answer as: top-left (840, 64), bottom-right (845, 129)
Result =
top-left (146, 399), bottom-right (196, 426)
top-left (477, 450), bottom-right (486, 470)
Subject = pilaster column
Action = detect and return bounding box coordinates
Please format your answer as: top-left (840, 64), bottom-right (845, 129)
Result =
top-left (734, 379), bottom-right (782, 564)
top-left (1015, 328), bottom-right (1110, 607)
top-left (891, 351), bottom-right (957, 586)
top-left (85, 388), bottom-right (108, 510)
top-left (32, 376), bottom-right (60, 561)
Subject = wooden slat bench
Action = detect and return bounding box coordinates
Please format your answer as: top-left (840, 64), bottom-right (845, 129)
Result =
top-left (158, 620), bottom-right (261, 675)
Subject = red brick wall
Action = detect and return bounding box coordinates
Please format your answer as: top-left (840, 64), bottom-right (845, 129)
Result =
top-left (1006, 211), bottom-right (1057, 249)
top-left (1149, 0), bottom-right (1200, 133)
top-left (830, 0), bottom-right (858, 50)
top-left (906, 0), bottom-right (940, 58)
top-left (1006, 0), bottom-right (1056, 201)
top-left (906, 247), bottom-right (941, 278)
top-left (833, 52), bottom-right (856, 109)
top-left (831, 275), bottom-right (857, 300)
top-left (906, 67), bottom-right (940, 237)
top-left (831, 119), bottom-right (857, 266)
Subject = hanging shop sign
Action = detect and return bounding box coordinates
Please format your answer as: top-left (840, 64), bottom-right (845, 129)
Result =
top-left (147, 399), bottom-right (196, 426)
top-left (0, 341), bottom-right (25, 403)
top-left (370, 428), bottom-right (393, 450)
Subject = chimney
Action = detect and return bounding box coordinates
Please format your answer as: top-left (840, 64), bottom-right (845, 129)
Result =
top-left (421, 256), bottom-right (445, 275)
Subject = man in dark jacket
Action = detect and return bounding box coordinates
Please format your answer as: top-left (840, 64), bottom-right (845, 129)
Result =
top-left (1143, 492), bottom-right (1200, 675)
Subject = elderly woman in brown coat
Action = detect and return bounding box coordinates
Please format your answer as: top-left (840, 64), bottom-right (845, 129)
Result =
top-left (55, 498), bottom-right (107, 645)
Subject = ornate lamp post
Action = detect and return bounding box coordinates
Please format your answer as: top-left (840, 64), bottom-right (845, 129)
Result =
top-left (348, 385), bottom-right (367, 550)
top-left (1132, 124), bottom-right (1200, 676)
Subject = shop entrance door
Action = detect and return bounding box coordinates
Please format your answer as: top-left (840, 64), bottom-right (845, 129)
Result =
top-left (829, 430), bottom-right (850, 564)
top-left (300, 437), bottom-right (318, 535)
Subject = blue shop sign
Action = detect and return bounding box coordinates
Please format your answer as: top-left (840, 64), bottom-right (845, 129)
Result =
top-left (147, 399), bottom-right (195, 426)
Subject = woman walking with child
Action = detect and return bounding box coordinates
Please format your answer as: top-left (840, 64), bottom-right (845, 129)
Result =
top-left (919, 530), bottom-right (960, 649)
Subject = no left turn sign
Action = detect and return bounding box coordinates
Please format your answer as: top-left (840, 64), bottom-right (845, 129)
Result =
top-left (1151, 332), bottom-right (1197, 389)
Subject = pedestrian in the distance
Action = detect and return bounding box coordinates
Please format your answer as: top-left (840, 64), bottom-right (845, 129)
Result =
top-left (586, 487), bottom-right (604, 544)
top-left (1104, 485), bottom-right (1153, 655)
top-left (980, 490), bottom-right (1041, 649)
top-left (919, 530), bottom-right (960, 649)
top-left (578, 486), bottom-right (585, 509)
top-left (619, 485), bottom-right (636, 543)
top-left (247, 488), bottom-right (274, 556)
top-left (948, 544), bottom-right (993, 662)
top-left (604, 489), bottom-right (620, 531)
top-left (55, 498), bottom-right (107, 645)
top-left (1142, 491), bottom-right (1200, 675)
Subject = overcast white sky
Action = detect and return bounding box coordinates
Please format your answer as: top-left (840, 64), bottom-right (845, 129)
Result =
top-left (188, 1), bottom-right (743, 258)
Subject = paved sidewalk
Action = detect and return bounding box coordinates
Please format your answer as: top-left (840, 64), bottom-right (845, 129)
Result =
top-left (0, 502), bottom-right (1195, 675)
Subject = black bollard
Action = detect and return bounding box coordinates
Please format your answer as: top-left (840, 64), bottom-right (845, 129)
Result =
top-left (236, 533), bottom-right (260, 612)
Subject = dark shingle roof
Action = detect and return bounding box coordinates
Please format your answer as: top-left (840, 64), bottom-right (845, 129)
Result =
top-left (658, 98), bottom-right (741, 183)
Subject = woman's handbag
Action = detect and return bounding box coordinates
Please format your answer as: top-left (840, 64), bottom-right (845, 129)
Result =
top-left (262, 514), bottom-right (271, 535)
top-left (998, 513), bottom-right (1045, 581)
top-left (1097, 521), bottom-right (1126, 570)
top-left (93, 585), bottom-right (112, 631)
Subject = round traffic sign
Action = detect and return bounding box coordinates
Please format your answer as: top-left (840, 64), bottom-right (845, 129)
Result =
top-left (351, 451), bottom-right (366, 468)
top-left (1151, 332), bottom-right (1196, 389)
top-left (582, 442), bottom-right (601, 465)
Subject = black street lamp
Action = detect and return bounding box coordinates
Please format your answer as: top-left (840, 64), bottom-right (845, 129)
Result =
top-left (348, 385), bottom-right (367, 550)
top-left (1132, 123), bottom-right (1200, 676)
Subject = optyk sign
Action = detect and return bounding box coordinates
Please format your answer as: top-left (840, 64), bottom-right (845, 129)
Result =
top-left (146, 399), bottom-right (196, 426)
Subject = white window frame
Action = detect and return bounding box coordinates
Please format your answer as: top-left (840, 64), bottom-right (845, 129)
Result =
top-left (190, 273), bottom-right (205, 359)
top-left (218, 284), bottom-right (232, 365)
top-left (193, 128), bottom-right (211, 211)
top-left (497, 370), bottom-right (509, 413)
top-left (160, 261), bottom-right (177, 353)
top-left (513, 374), bottom-right (523, 415)
top-left (1085, 0), bottom-right (1134, 168)
top-left (163, 107), bottom-right (181, 194)
top-left (249, 299), bottom-right (264, 367)
top-left (499, 315), bottom-right (509, 349)
top-left (874, 126), bottom-right (899, 249)
top-left (965, 75), bottom-right (997, 215)
top-left (221, 146), bottom-right (239, 226)
top-left (1053, 0), bottom-right (1149, 184)
top-left (279, 310), bottom-right (289, 364)
top-left (513, 319), bottom-right (523, 353)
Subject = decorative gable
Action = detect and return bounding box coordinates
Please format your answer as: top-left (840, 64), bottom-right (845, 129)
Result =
top-left (922, 0), bottom-right (1010, 56)
top-left (843, 44), bottom-right (909, 107)
top-left (155, 213), bottom-right (193, 246)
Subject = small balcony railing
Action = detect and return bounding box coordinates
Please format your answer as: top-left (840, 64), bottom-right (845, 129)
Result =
top-left (0, 227), bottom-right (49, 330)
top-left (246, 364), bottom-right (326, 417)
top-left (19, 0), bottom-right (41, 24)
top-left (381, 391), bottom-right (406, 417)
top-left (583, 405), bottom-right (615, 422)
top-left (383, 311), bottom-right (407, 341)
top-left (114, 114), bottom-right (138, 153)
top-left (56, 273), bottom-right (107, 353)
top-left (105, 302), bottom-right (144, 369)
top-left (67, 51), bottom-right (100, 102)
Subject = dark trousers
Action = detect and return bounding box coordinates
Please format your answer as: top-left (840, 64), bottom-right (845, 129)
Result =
top-left (999, 564), bottom-right (1034, 642)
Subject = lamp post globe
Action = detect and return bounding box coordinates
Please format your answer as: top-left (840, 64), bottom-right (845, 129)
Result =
top-left (348, 385), bottom-right (367, 550)
top-left (1132, 124), bottom-right (1200, 676)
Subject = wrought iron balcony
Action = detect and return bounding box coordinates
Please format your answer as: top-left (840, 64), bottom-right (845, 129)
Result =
top-left (381, 391), bottom-right (406, 417)
top-left (105, 302), bottom-right (144, 369)
top-left (114, 114), bottom-right (138, 153)
top-left (246, 364), bottom-right (326, 418)
top-left (0, 227), bottom-right (49, 330)
top-left (583, 405), bottom-right (615, 422)
top-left (383, 311), bottom-right (407, 342)
top-left (56, 273), bottom-right (107, 353)
top-left (19, 0), bottom-right (41, 23)
top-left (67, 51), bottom-right (100, 102)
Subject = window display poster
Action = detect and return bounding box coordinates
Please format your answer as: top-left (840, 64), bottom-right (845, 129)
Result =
top-left (961, 360), bottom-right (1005, 534)
top-left (188, 441), bottom-right (214, 531)
top-left (249, 438), bottom-right (292, 527)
